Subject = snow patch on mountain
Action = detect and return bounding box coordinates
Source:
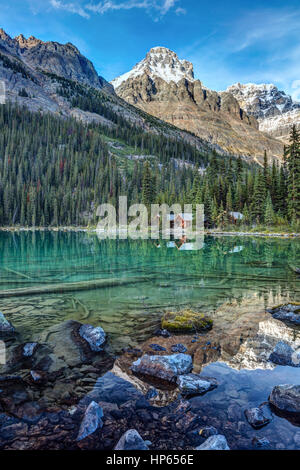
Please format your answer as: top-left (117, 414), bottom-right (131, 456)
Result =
top-left (111, 47), bottom-right (195, 89)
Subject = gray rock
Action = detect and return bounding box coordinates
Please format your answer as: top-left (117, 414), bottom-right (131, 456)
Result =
top-left (177, 374), bottom-right (217, 396)
top-left (131, 353), bottom-right (193, 383)
top-left (269, 384), bottom-right (300, 415)
top-left (269, 304), bottom-right (300, 325)
top-left (79, 324), bottom-right (106, 352)
top-left (77, 401), bottom-right (103, 441)
top-left (23, 342), bottom-right (38, 357)
top-left (269, 341), bottom-right (300, 367)
top-left (244, 404), bottom-right (273, 429)
top-left (114, 429), bottom-right (149, 450)
top-left (195, 434), bottom-right (230, 450)
top-left (0, 312), bottom-right (15, 337)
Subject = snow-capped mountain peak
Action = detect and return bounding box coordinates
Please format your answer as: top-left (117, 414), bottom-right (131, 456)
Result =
top-left (226, 82), bottom-right (300, 119)
top-left (111, 46), bottom-right (195, 89)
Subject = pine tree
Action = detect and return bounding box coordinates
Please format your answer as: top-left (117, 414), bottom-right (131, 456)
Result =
top-left (251, 170), bottom-right (266, 223)
top-left (286, 125), bottom-right (300, 222)
top-left (264, 193), bottom-right (275, 226)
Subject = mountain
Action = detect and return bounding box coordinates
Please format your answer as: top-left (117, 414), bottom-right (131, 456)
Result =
top-left (227, 82), bottom-right (300, 144)
top-left (0, 29), bottom-right (220, 155)
top-left (111, 47), bottom-right (284, 164)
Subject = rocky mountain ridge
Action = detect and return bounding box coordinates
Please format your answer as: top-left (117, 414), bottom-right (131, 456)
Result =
top-left (111, 47), bottom-right (284, 164)
top-left (226, 82), bottom-right (300, 144)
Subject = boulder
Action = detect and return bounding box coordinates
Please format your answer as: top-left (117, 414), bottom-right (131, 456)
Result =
top-left (268, 304), bottom-right (300, 325)
top-left (195, 434), bottom-right (230, 450)
top-left (269, 341), bottom-right (300, 367)
top-left (79, 324), bottom-right (106, 352)
top-left (131, 353), bottom-right (193, 383)
top-left (269, 384), bottom-right (300, 416)
top-left (79, 371), bottom-right (147, 408)
top-left (244, 404), bottom-right (273, 429)
top-left (177, 374), bottom-right (217, 396)
top-left (162, 309), bottom-right (213, 334)
top-left (0, 312), bottom-right (15, 337)
top-left (154, 329), bottom-right (171, 338)
top-left (114, 429), bottom-right (149, 450)
top-left (77, 401), bottom-right (103, 441)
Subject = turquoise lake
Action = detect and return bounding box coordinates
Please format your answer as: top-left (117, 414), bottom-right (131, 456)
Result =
top-left (0, 231), bottom-right (299, 351)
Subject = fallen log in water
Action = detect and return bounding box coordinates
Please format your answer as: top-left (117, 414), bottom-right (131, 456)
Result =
top-left (0, 275), bottom-right (157, 298)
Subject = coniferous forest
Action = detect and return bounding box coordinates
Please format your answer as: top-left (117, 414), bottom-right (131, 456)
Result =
top-left (0, 102), bottom-right (299, 230)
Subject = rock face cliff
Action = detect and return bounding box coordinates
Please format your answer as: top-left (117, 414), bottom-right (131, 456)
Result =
top-left (227, 83), bottom-right (300, 144)
top-left (112, 47), bottom-right (284, 164)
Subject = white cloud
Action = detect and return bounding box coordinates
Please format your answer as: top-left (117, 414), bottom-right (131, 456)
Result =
top-left (49, 0), bottom-right (183, 19)
top-left (50, 0), bottom-right (90, 18)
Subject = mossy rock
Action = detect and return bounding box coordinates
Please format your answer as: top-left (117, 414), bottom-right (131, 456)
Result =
top-left (161, 309), bottom-right (213, 334)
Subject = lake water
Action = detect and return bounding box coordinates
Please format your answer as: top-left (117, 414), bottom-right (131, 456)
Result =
top-left (0, 231), bottom-right (299, 350)
top-left (0, 231), bottom-right (300, 449)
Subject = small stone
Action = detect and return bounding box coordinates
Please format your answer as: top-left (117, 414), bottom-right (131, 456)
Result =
top-left (30, 370), bottom-right (42, 382)
top-left (177, 374), bottom-right (218, 396)
top-left (252, 437), bottom-right (271, 449)
top-left (154, 329), bottom-right (171, 338)
top-left (244, 404), bottom-right (273, 429)
top-left (114, 429), bottom-right (149, 450)
top-left (195, 434), bottom-right (230, 450)
top-left (269, 384), bottom-right (300, 415)
top-left (145, 387), bottom-right (158, 400)
top-left (77, 401), bottom-right (103, 441)
top-left (149, 344), bottom-right (166, 352)
top-left (23, 343), bottom-right (38, 357)
top-left (0, 312), bottom-right (15, 337)
top-left (171, 343), bottom-right (187, 353)
top-left (269, 341), bottom-right (300, 367)
top-left (199, 426), bottom-right (218, 438)
top-left (79, 324), bottom-right (106, 352)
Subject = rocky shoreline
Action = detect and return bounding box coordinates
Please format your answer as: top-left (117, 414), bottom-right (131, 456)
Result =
top-left (0, 303), bottom-right (300, 450)
top-left (0, 226), bottom-right (299, 239)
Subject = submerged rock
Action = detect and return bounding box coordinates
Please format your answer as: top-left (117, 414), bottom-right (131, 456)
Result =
top-left (269, 384), bottom-right (300, 416)
top-left (79, 324), bottom-right (106, 352)
top-left (0, 312), bottom-right (15, 338)
top-left (244, 404), bottom-right (273, 429)
top-left (252, 437), bottom-right (271, 449)
top-left (154, 329), bottom-right (171, 338)
top-left (79, 371), bottom-right (147, 407)
top-left (149, 344), bottom-right (166, 352)
top-left (23, 343), bottom-right (38, 357)
top-left (131, 353), bottom-right (193, 383)
top-left (162, 310), bottom-right (213, 334)
top-left (268, 304), bottom-right (300, 325)
top-left (195, 434), bottom-right (230, 450)
top-left (177, 374), bottom-right (217, 396)
top-left (77, 401), bottom-right (103, 441)
top-left (114, 429), bottom-right (150, 450)
top-left (171, 343), bottom-right (187, 353)
top-left (269, 341), bottom-right (300, 367)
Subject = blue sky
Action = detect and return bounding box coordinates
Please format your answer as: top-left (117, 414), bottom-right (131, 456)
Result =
top-left (1, 1), bottom-right (300, 98)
